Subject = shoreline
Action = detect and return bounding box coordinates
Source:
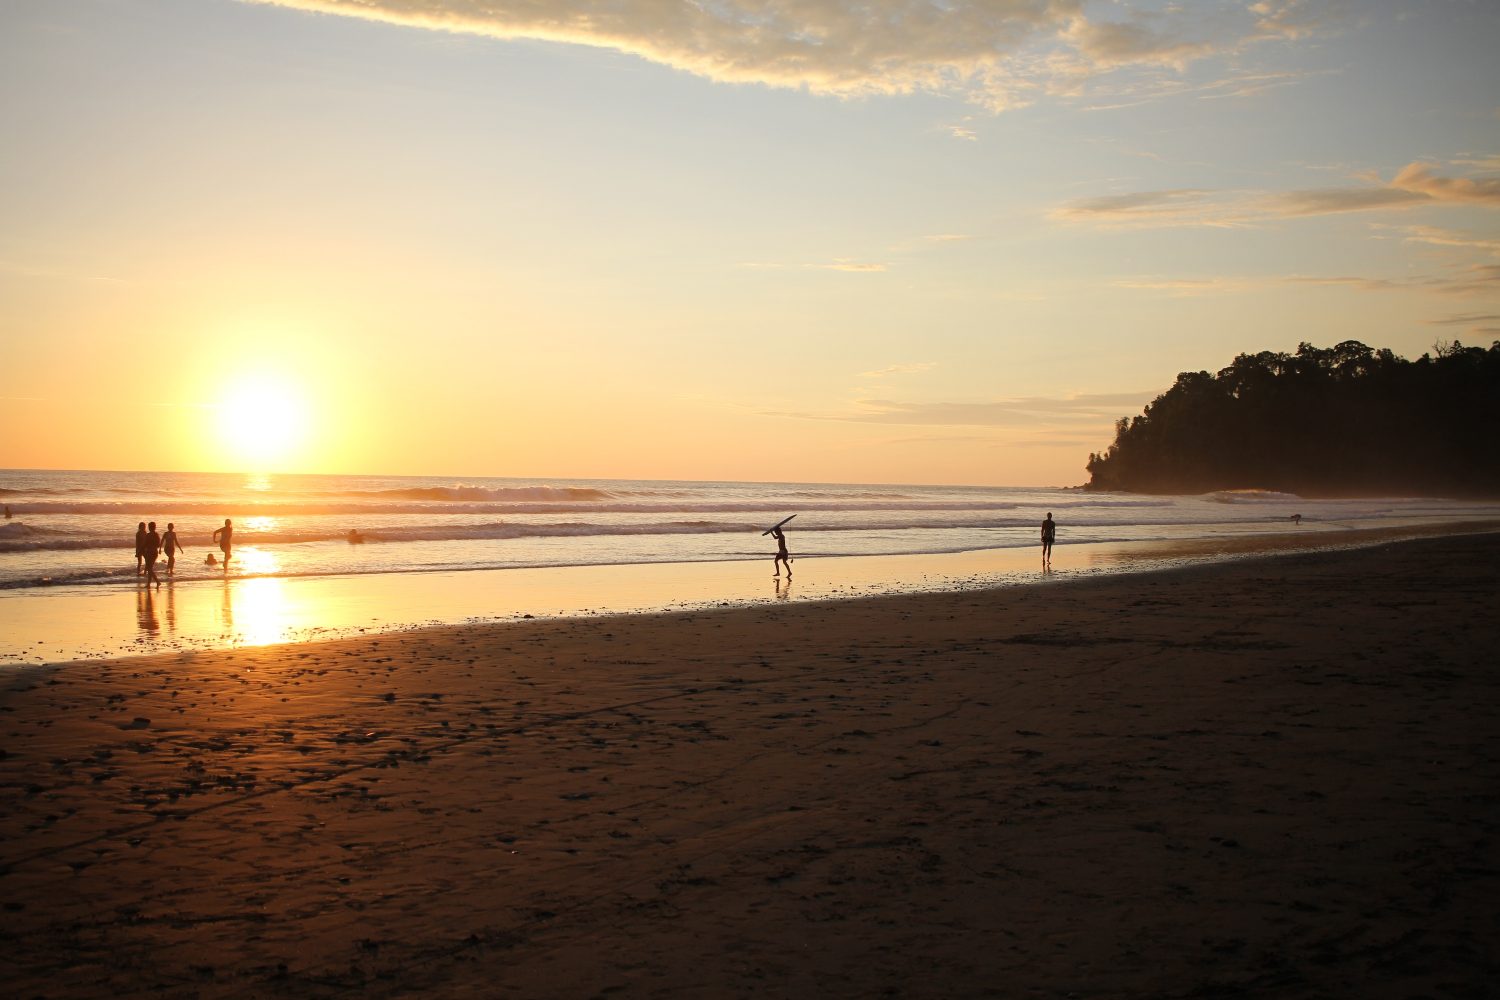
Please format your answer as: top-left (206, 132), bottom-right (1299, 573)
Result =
top-left (1, 532), bottom-right (1496, 997)
top-left (3, 519), bottom-right (1498, 668)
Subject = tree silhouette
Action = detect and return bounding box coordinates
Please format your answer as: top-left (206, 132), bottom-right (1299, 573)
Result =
top-left (1085, 340), bottom-right (1500, 496)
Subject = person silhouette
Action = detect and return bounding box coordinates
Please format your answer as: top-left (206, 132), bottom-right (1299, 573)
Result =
top-left (143, 521), bottom-right (162, 588)
top-left (134, 521), bottom-right (147, 576)
top-left (1041, 512), bottom-right (1056, 567)
top-left (161, 522), bottom-right (183, 574)
top-left (3, 504), bottom-right (11, 519)
top-left (772, 524), bottom-right (792, 578)
top-left (212, 518), bottom-right (234, 567)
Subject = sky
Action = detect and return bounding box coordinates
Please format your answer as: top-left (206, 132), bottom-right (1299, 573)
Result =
top-left (1, 0), bottom-right (1496, 486)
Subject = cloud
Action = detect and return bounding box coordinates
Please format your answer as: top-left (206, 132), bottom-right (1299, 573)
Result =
top-left (1267, 187), bottom-right (1427, 216)
top-left (1438, 264), bottom-right (1500, 296)
top-left (1285, 263), bottom-right (1500, 296)
top-left (1112, 277), bottom-right (1253, 295)
top-left (1426, 313), bottom-right (1500, 326)
top-left (1389, 162), bottom-right (1500, 205)
top-left (1051, 188), bottom-right (1252, 228)
top-left (1249, 0), bottom-right (1348, 41)
top-left (768, 390), bottom-right (1155, 428)
top-left (1058, 161), bottom-right (1500, 228)
top-left (1383, 224), bottom-right (1500, 256)
top-left (813, 259), bottom-right (887, 272)
top-left (1061, 14), bottom-right (1218, 70)
top-left (0, 259), bottom-right (128, 285)
top-left (244, 0), bottom-right (1343, 111)
top-left (1269, 162), bottom-right (1500, 216)
top-left (1194, 69), bottom-right (1324, 100)
top-left (858, 362), bottom-right (938, 378)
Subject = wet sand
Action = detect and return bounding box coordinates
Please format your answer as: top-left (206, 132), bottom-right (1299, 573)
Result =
top-left (2, 533), bottom-right (1498, 998)
top-left (5, 519), bottom-right (1497, 667)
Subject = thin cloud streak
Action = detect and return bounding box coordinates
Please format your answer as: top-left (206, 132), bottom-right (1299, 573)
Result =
top-left (767, 391), bottom-right (1156, 428)
top-left (813, 260), bottom-right (888, 273)
top-left (1426, 313), bottom-right (1500, 326)
top-left (858, 362), bottom-right (938, 378)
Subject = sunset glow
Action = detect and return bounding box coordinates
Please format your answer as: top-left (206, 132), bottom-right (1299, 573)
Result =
top-left (1, 2), bottom-right (1495, 484)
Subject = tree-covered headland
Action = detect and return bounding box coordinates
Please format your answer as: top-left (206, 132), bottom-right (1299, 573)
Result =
top-left (1084, 340), bottom-right (1500, 497)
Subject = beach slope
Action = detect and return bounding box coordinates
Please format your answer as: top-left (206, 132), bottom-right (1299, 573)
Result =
top-left (3, 535), bottom-right (1498, 997)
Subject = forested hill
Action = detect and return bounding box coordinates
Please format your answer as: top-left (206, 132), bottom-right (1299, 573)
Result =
top-left (1084, 340), bottom-right (1500, 497)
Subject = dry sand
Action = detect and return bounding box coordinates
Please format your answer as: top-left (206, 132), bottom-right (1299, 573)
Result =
top-left (2, 533), bottom-right (1497, 998)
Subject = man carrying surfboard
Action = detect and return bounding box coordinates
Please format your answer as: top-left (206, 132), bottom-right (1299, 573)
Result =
top-left (761, 514), bottom-right (796, 577)
top-left (772, 524), bottom-right (792, 578)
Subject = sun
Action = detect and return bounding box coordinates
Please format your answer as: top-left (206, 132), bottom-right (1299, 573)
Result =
top-left (216, 376), bottom-right (308, 470)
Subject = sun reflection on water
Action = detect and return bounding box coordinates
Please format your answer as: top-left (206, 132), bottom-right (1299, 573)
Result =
top-left (232, 545), bottom-right (279, 576)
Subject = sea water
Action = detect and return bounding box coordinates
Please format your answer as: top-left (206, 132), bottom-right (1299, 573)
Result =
top-left (3, 469), bottom-right (1497, 594)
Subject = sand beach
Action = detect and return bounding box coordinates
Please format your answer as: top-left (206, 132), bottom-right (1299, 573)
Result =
top-left (2, 532), bottom-right (1498, 998)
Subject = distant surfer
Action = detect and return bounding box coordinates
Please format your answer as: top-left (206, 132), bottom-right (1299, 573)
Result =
top-left (134, 521), bottom-right (148, 575)
top-left (162, 522), bottom-right (183, 574)
top-left (143, 521), bottom-right (162, 588)
top-left (1041, 512), bottom-right (1056, 568)
top-left (772, 524), bottom-right (792, 578)
top-left (212, 518), bottom-right (233, 567)
top-left (3, 504), bottom-right (10, 519)
top-left (347, 529), bottom-right (364, 544)
top-left (1291, 513), bottom-right (1302, 525)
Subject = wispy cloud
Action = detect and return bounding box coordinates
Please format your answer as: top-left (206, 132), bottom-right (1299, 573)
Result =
top-left (1453, 153), bottom-right (1500, 171)
top-left (1051, 188), bottom-right (1252, 228)
top-left (243, 0), bottom-right (1347, 112)
top-left (1379, 224), bottom-right (1500, 256)
top-left (0, 259), bottom-right (128, 285)
top-left (767, 391), bottom-right (1155, 428)
top-left (1270, 162), bottom-right (1500, 216)
top-left (1426, 312), bottom-right (1500, 326)
top-left (1249, 0), bottom-right (1349, 41)
top-left (1286, 263), bottom-right (1500, 296)
top-left (857, 362), bottom-right (937, 378)
top-left (1112, 277), bottom-right (1253, 295)
top-left (1057, 160), bottom-right (1500, 228)
top-left (813, 259), bottom-right (888, 273)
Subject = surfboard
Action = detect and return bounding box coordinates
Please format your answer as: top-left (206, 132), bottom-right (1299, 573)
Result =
top-left (761, 514), bottom-right (796, 536)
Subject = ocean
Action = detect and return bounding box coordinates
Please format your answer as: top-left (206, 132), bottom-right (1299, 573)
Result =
top-left (3, 469), bottom-right (1497, 594)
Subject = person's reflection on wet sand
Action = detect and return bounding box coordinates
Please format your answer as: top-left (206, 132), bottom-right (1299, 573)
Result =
top-left (220, 577), bottom-right (234, 636)
top-left (775, 576), bottom-right (792, 601)
top-left (136, 586), bottom-right (159, 637)
top-left (163, 580), bottom-right (177, 634)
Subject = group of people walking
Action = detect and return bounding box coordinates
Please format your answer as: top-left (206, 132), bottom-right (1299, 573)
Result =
top-left (134, 518), bottom-right (234, 587)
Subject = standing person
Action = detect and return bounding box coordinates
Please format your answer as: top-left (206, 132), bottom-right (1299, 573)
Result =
top-left (772, 524), bottom-right (792, 578)
top-left (212, 518), bottom-right (234, 567)
top-left (134, 521), bottom-right (148, 575)
top-left (1041, 512), bottom-right (1056, 568)
top-left (161, 522), bottom-right (183, 575)
top-left (143, 521), bottom-right (162, 588)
